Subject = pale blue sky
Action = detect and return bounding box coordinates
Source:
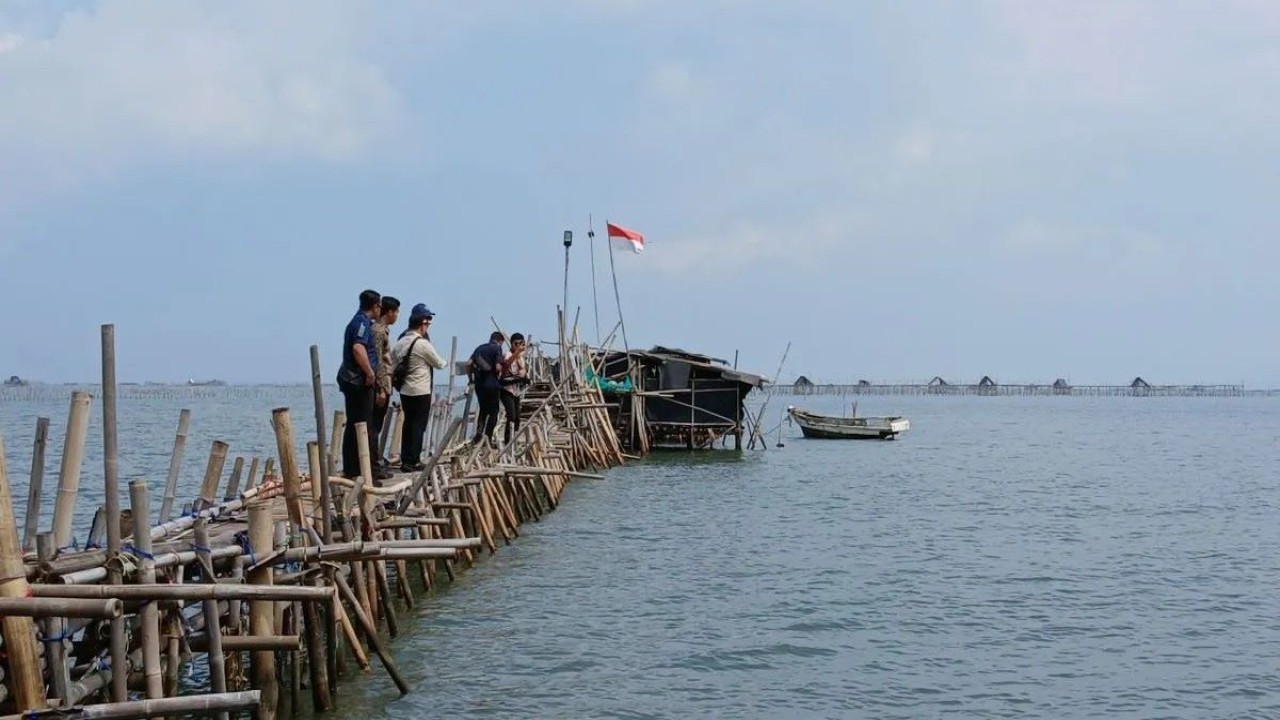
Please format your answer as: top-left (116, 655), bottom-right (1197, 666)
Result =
top-left (0, 1), bottom-right (1276, 386)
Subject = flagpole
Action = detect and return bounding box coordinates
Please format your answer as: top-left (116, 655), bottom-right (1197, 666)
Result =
top-left (606, 219), bottom-right (631, 356)
top-left (588, 214), bottom-right (601, 347)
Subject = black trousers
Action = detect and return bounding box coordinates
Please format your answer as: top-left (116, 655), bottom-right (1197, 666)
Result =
top-left (370, 392), bottom-right (389, 462)
top-left (501, 391), bottom-right (521, 444)
top-left (400, 393), bottom-right (432, 467)
top-left (340, 382), bottom-right (375, 478)
top-left (474, 386), bottom-right (501, 442)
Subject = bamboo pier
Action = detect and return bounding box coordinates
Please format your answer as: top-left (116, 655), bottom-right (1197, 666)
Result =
top-left (0, 319), bottom-right (630, 719)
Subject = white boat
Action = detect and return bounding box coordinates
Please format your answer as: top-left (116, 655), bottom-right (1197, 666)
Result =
top-left (786, 406), bottom-right (910, 440)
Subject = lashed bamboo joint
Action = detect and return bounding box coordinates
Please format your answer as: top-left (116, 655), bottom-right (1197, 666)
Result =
top-left (0, 320), bottom-right (632, 717)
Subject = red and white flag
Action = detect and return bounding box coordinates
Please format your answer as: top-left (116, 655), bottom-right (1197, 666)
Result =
top-left (606, 222), bottom-right (645, 254)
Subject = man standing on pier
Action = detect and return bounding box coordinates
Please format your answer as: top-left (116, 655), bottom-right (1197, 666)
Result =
top-left (391, 303), bottom-right (447, 471)
top-left (469, 331), bottom-right (506, 448)
top-left (337, 289), bottom-right (392, 481)
top-left (371, 295), bottom-right (400, 471)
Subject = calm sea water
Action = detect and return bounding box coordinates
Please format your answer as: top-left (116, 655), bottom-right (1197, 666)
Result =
top-left (2, 389), bottom-right (1279, 719)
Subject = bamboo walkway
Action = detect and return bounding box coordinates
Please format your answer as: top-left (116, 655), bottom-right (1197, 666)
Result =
top-left (0, 323), bottom-right (627, 719)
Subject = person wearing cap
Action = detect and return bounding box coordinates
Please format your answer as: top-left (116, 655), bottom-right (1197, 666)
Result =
top-left (390, 303), bottom-right (447, 471)
top-left (370, 295), bottom-right (400, 471)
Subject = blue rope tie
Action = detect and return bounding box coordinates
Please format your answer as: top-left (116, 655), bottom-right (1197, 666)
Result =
top-left (122, 543), bottom-right (155, 561)
top-left (189, 543), bottom-right (213, 554)
top-left (235, 533), bottom-right (257, 566)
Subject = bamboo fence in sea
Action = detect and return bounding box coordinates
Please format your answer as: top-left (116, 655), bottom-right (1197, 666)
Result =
top-left (0, 319), bottom-right (627, 720)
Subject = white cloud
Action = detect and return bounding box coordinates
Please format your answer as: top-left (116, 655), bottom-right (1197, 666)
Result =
top-left (0, 1), bottom-right (402, 191)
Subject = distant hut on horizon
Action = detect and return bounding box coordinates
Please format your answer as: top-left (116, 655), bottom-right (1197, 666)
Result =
top-left (927, 375), bottom-right (949, 394)
top-left (793, 375), bottom-right (815, 395)
top-left (977, 375), bottom-right (998, 396)
top-left (857, 379), bottom-right (871, 386)
top-left (1053, 378), bottom-right (1072, 395)
top-left (1131, 376), bottom-right (1151, 397)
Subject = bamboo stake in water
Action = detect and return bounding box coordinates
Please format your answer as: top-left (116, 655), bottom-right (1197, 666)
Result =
top-left (36, 533), bottom-right (69, 703)
top-left (22, 416), bottom-right (49, 553)
top-left (308, 344), bottom-right (341, 693)
top-left (158, 409), bottom-right (191, 522)
top-left (51, 391), bottom-right (91, 550)
top-left (270, 408), bottom-right (332, 712)
top-left (223, 456), bottom-right (245, 502)
top-left (0, 435), bottom-right (44, 712)
top-left (128, 480), bottom-right (163, 701)
top-left (196, 441), bottom-right (230, 511)
top-left (248, 504), bottom-right (278, 720)
top-left (101, 325), bottom-right (128, 703)
top-left (245, 457), bottom-right (261, 491)
top-left (193, 519), bottom-right (229, 720)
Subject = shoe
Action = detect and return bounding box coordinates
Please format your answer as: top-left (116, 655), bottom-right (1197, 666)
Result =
top-left (400, 463), bottom-right (425, 473)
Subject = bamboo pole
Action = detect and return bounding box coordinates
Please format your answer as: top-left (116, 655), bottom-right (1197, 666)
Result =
top-left (247, 504), bottom-right (278, 720)
top-left (268, 407), bottom-right (332, 712)
top-left (22, 417), bottom-right (49, 553)
top-left (158, 409), bottom-right (192, 522)
top-left (127, 480), bottom-right (163, 701)
top-left (308, 345), bottom-right (339, 696)
top-left (101, 324), bottom-right (129, 703)
top-left (245, 457), bottom-right (261, 491)
top-left (193, 519), bottom-right (229, 720)
top-left (0, 690), bottom-right (261, 720)
top-left (223, 456), bottom-right (245, 502)
top-left (34, 534), bottom-right (70, 704)
top-left (51, 391), bottom-right (91, 550)
top-left (0, 434), bottom-right (44, 712)
top-left (332, 572), bottom-right (409, 695)
top-left (0, 595), bottom-right (123, 618)
top-left (32, 584), bottom-right (333, 601)
top-left (196, 441), bottom-right (230, 512)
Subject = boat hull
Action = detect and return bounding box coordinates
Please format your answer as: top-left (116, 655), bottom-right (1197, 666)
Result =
top-left (788, 407), bottom-right (909, 440)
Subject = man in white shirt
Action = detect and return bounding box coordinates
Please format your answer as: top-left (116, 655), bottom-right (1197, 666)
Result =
top-left (390, 304), bottom-right (447, 472)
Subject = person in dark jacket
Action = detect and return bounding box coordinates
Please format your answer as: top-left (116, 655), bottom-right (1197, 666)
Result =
top-left (468, 331), bottom-right (506, 447)
top-left (336, 289), bottom-right (392, 480)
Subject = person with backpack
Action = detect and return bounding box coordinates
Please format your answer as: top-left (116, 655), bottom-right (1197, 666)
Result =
top-left (389, 303), bottom-right (447, 472)
top-left (468, 331), bottom-right (506, 448)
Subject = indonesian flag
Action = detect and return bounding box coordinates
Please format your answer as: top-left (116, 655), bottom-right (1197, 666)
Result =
top-left (607, 222), bottom-right (645, 254)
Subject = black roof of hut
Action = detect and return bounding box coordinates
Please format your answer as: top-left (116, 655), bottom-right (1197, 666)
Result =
top-left (1053, 378), bottom-right (1071, 388)
top-left (928, 376), bottom-right (949, 386)
top-left (978, 375), bottom-right (997, 386)
top-left (857, 379), bottom-right (871, 386)
top-left (1131, 376), bottom-right (1151, 388)
top-left (794, 375), bottom-right (814, 387)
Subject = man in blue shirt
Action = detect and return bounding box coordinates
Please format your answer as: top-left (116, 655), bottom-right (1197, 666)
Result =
top-left (337, 289), bottom-right (392, 480)
top-left (468, 331), bottom-right (506, 447)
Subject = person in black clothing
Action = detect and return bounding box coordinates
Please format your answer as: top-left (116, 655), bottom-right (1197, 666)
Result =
top-left (469, 331), bottom-right (506, 447)
top-left (336, 289), bottom-right (392, 481)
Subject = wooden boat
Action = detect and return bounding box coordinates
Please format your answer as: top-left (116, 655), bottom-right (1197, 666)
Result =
top-left (787, 405), bottom-right (909, 440)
